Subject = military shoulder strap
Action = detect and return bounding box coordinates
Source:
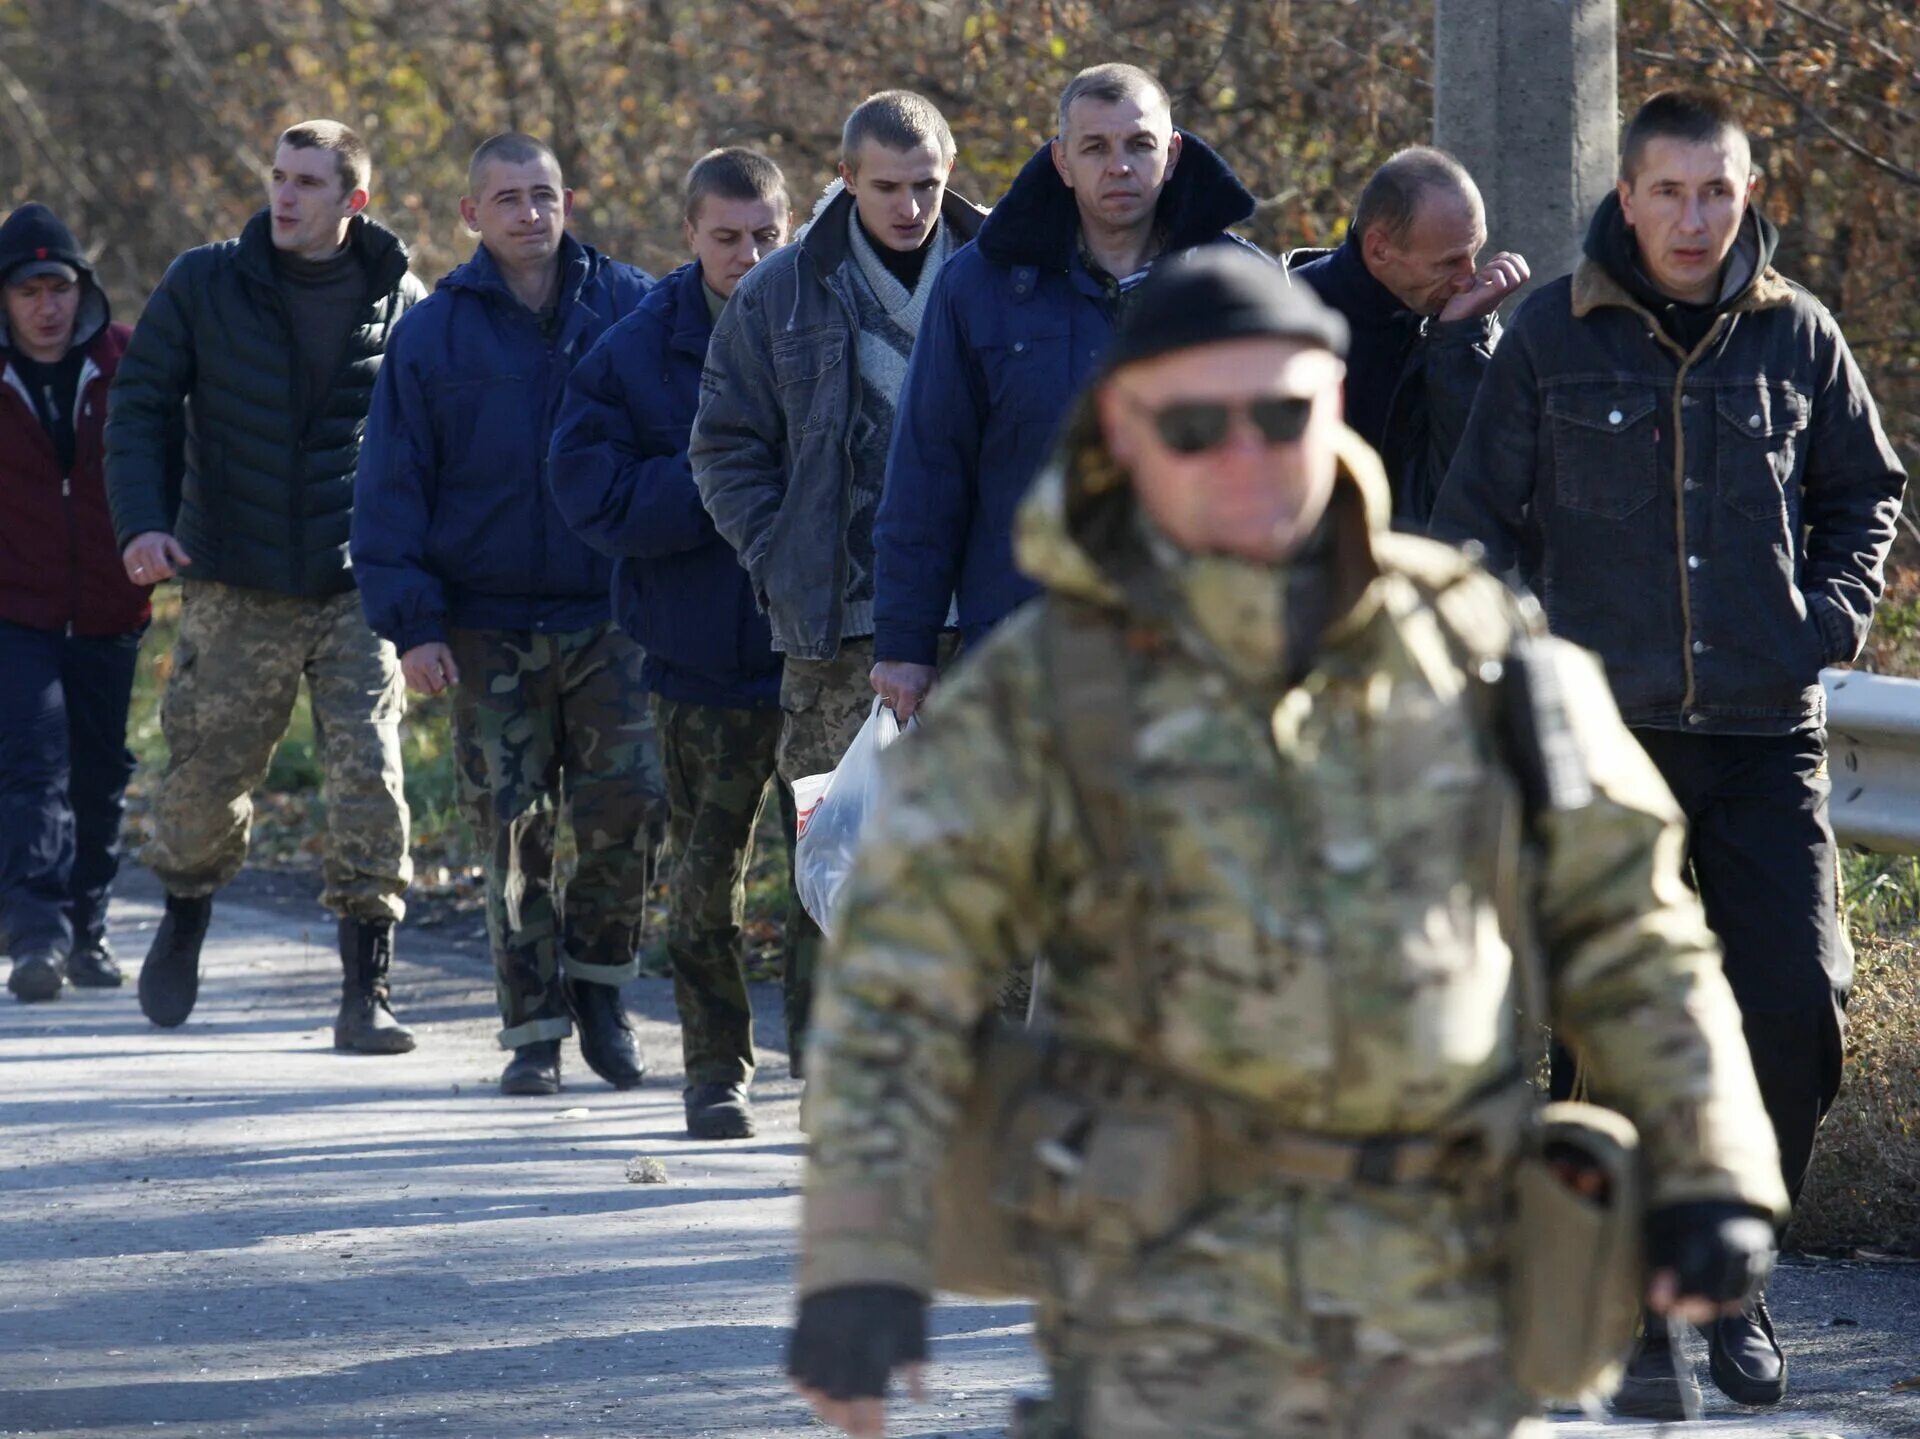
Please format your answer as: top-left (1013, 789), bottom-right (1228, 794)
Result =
top-left (1041, 596), bottom-right (1137, 874)
top-left (1417, 563), bottom-right (1595, 1037)
top-left (1040, 595), bottom-right (1160, 1039)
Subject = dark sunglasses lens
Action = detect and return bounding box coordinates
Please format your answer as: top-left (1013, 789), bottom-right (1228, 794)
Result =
top-left (1249, 397), bottom-right (1313, 443)
top-left (1153, 402), bottom-right (1231, 454)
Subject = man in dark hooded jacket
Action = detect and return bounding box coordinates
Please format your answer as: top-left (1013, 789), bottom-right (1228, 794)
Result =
top-left (1431, 89), bottom-right (1906, 1418)
top-left (354, 133), bottom-right (658, 1098)
top-left (869, 62), bottom-right (1266, 719)
top-left (0, 203), bottom-right (155, 1002)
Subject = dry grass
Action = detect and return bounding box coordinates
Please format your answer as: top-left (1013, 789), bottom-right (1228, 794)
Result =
top-left (1792, 910), bottom-right (1920, 1254)
top-left (1792, 539), bottom-right (1920, 1254)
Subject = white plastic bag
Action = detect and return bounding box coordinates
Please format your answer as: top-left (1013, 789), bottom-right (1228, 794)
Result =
top-left (793, 698), bottom-right (909, 936)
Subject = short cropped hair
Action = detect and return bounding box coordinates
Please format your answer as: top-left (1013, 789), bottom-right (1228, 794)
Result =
top-left (683, 147), bottom-right (789, 225)
top-left (1620, 89), bottom-right (1750, 183)
top-left (1056, 63), bottom-right (1172, 136)
top-left (1352, 147), bottom-right (1478, 246)
top-left (278, 120), bottom-right (370, 197)
top-left (468, 133), bottom-right (562, 198)
top-left (840, 90), bottom-right (955, 172)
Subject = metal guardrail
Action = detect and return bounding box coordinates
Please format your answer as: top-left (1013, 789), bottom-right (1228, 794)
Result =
top-left (1824, 668), bottom-right (1920, 854)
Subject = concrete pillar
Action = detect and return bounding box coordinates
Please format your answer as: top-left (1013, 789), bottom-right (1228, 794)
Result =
top-left (1434, 0), bottom-right (1619, 295)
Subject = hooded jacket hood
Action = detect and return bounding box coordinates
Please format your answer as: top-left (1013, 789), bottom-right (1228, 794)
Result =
top-left (1013, 381), bottom-right (1390, 614)
top-left (1581, 190), bottom-right (1780, 340)
top-left (0, 202), bottom-right (109, 354)
top-left (977, 130), bottom-right (1257, 273)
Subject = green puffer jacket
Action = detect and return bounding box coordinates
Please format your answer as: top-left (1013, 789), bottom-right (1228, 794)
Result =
top-left (106, 210), bottom-right (427, 597)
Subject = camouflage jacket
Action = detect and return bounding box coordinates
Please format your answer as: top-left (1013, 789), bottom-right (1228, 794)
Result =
top-left (800, 405), bottom-right (1788, 1297)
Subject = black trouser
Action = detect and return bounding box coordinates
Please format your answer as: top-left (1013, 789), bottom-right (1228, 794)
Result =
top-left (0, 621), bottom-right (142, 959)
top-left (1555, 728), bottom-right (1847, 1217)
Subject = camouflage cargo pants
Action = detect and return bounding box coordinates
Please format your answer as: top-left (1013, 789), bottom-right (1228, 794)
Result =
top-left (145, 581), bottom-right (410, 921)
top-left (1017, 1185), bottom-right (1541, 1439)
top-left (448, 624), bottom-right (665, 1049)
top-left (655, 698), bottom-right (806, 1084)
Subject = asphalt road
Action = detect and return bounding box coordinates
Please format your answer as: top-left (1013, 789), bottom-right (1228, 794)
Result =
top-left (2, 869), bottom-right (1915, 1439)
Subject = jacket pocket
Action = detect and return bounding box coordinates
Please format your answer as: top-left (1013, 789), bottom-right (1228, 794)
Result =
top-left (1717, 381), bottom-right (1810, 522)
top-left (771, 329), bottom-right (846, 435)
top-left (1544, 383), bottom-right (1661, 519)
top-left (977, 320), bottom-right (1074, 428)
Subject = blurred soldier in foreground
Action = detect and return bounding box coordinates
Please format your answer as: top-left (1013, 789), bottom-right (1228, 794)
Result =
top-left (788, 251), bottom-right (1788, 1439)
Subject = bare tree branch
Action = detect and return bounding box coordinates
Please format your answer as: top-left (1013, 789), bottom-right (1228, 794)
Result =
top-left (1683, 0), bottom-right (1920, 188)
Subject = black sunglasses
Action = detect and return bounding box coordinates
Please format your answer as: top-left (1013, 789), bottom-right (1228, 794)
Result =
top-left (1121, 392), bottom-right (1316, 455)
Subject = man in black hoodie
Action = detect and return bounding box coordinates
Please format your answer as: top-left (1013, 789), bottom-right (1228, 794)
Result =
top-left (1431, 90), bottom-right (1906, 1417)
top-left (0, 203), bottom-right (154, 1002)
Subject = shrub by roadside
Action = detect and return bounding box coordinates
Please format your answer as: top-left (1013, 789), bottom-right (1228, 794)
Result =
top-left (1793, 857), bottom-right (1920, 1256)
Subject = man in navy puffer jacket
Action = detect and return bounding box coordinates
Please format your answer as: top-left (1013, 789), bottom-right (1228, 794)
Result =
top-left (869, 62), bottom-right (1266, 717)
top-left (551, 149), bottom-right (800, 1141)
top-left (353, 133), bottom-right (659, 1098)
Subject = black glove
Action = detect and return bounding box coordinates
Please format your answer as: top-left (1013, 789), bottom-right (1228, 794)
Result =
top-left (1644, 1201), bottom-right (1776, 1305)
top-left (787, 1284), bottom-right (928, 1400)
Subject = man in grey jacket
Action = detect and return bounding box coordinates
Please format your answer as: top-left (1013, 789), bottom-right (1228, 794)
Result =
top-left (690, 90), bottom-right (985, 1070)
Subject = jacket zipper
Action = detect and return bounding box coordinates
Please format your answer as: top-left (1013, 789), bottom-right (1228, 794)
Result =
top-left (822, 261), bottom-right (860, 652)
top-left (1659, 314), bottom-right (1734, 722)
top-left (45, 382), bottom-right (83, 636)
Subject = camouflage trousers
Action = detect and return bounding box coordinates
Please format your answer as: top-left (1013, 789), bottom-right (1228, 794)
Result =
top-left (655, 698), bottom-right (805, 1084)
top-left (145, 581), bottom-right (410, 921)
top-left (1016, 1185), bottom-right (1541, 1439)
top-left (449, 624), bottom-right (666, 1049)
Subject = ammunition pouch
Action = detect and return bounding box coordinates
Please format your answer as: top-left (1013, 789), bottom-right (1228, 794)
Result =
top-left (931, 1025), bottom-right (1529, 1301)
top-left (1506, 1100), bottom-right (1644, 1403)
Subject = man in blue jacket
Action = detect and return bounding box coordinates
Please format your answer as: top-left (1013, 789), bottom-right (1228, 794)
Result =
top-left (550, 148), bottom-right (797, 1140)
top-left (352, 133), bottom-right (660, 1097)
top-left (869, 63), bottom-right (1264, 717)
top-left (691, 92), bottom-right (988, 1065)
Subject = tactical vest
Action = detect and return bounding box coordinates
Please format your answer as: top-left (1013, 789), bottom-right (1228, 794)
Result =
top-left (932, 549), bottom-right (1645, 1403)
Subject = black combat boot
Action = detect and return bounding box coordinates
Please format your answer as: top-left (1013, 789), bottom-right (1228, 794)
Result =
top-left (138, 894), bottom-right (212, 1027)
top-left (7, 953), bottom-right (64, 1002)
top-left (333, 919), bottom-right (416, 1054)
top-left (1705, 1287), bottom-right (1787, 1406)
top-left (500, 1040), bottom-right (562, 1095)
top-left (685, 1082), bottom-right (754, 1139)
top-left (1608, 1318), bottom-right (1701, 1420)
top-left (66, 940), bottom-right (124, 988)
top-left (566, 978), bottom-right (645, 1089)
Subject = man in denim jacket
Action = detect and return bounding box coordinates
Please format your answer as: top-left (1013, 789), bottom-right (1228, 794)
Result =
top-left (1431, 89), bottom-right (1905, 1418)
